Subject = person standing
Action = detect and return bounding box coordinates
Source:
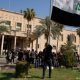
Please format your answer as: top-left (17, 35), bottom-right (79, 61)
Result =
top-left (11, 49), bottom-right (15, 64)
top-left (42, 43), bottom-right (53, 79)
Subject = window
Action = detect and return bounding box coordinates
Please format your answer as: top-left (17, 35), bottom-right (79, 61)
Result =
top-left (53, 35), bottom-right (56, 40)
top-left (60, 34), bottom-right (63, 41)
top-left (5, 21), bottom-right (11, 27)
top-left (67, 34), bottom-right (76, 43)
top-left (16, 23), bottom-right (22, 31)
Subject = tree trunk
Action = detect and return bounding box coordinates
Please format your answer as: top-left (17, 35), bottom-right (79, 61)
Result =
top-left (31, 41), bottom-right (33, 50)
top-left (56, 35), bottom-right (59, 53)
top-left (46, 37), bottom-right (48, 44)
top-left (36, 38), bottom-right (38, 52)
top-left (26, 21), bottom-right (30, 49)
top-left (48, 26), bottom-right (50, 44)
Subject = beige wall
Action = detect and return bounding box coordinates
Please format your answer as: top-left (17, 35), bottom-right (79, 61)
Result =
top-left (0, 9), bottom-right (80, 55)
top-left (34, 29), bottom-right (80, 54)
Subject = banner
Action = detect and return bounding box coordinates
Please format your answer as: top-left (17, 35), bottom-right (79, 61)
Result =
top-left (51, 0), bottom-right (80, 27)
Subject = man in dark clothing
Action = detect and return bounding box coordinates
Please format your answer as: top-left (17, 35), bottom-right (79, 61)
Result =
top-left (11, 49), bottom-right (15, 64)
top-left (42, 43), bottom-right (53, 79)
top-left (18, 49), bottom-right (23, 61)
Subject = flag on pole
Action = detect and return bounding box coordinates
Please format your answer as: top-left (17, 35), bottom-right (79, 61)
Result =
top-left (51, 0), bottom-right (80, 27)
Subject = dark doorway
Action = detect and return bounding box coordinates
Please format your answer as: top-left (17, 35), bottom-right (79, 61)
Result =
top-left (3, 36), bottom-right (12, 50)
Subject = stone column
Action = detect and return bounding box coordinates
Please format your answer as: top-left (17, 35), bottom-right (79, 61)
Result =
top-left (14, 36), bottom-right (16, 50)
top-left (1, 34), bottom-right (4, 55)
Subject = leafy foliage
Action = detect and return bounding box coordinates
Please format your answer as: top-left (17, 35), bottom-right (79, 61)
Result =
top-left (0, 25), bottom-right (9, 34)
top-left (51, 22), bottom-right (63, 38)
top-left (16, 61), bottom-right (30, 78)
top-left (23, 8), bottom-right (35, 22)
top-left (76, 28), bottom-right (80, 37)
top-left (33, 16), bottom-right (53, 43)
top-left (60, 36), bottom-right (77, 67)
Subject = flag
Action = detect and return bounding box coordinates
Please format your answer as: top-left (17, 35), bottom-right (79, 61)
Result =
top-left (51, 0), bottom-right (80, 27)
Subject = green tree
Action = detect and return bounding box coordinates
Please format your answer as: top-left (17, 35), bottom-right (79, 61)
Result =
top-left (31, 16), bottom-right (52, 51)
top-left (0, 25), bottom-right (8, 34)
top-left (23, 8), bottom-right (35, 48)
top-left (60, 35), bottom-right (77, 67)
top-left (33, 18), bottom-right (63, 52)
top-left (0, 21), bottom-right (10, 55)
top-left (51, 22), bottom-right (63, 53)
top-left (67, 34), bottom-right (76, 42)
top-left (40, 16), bottom-right (52, 44)
top-left (24, 8), bottom-right (35, 24)
top-left (76, 28), bottom-right (80, 45)
top-left (0, 21), bottom-right (9, 34)
top-left (0, 21), bottom-right (11, 35)
top-left (32, 16), bottom-right (52, 46)
top-left (31, 25), bottom-right (42, 51)
top-left (76, 28), bottom-right (80, 55)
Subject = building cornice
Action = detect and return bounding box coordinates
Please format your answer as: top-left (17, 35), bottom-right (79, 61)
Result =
top-left (0, 8), bottom-right (23, 15)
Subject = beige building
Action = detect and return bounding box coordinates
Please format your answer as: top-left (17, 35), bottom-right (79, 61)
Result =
top-left (0, 9), bottom-right (80, 55)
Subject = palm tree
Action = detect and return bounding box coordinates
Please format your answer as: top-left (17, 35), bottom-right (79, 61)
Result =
top-left (23, 8), bottom-right (35, 25)
top-left (76, 28), bottom-right (80, 54)
top-left (0, 21), bottom-right (9, 34)
top-left (33, 18), bottom-right (63, 52)
top-left (23, 8), bottom-right (35, 48)
top-left (31, 25), bottom-right (42, 51)
top-left (0, 25), bottom-right (8, 34)
top-left (51, 22), bottom-right (63, 53)
top-left (40, 16), bottom-right (52, 44)
top-left (0, 21), bottom-right (10, 55)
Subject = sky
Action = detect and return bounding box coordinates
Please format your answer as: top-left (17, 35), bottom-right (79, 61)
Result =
top-left (0, 0), bottom-right (50, 18)
top-left (0, 0), bottom-right (78, 30)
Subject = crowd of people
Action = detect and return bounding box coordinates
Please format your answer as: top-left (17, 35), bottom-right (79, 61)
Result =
top-left (5, 48), bottom-right (62, 67)
top-left (5, 48), bottom-right (79, 67)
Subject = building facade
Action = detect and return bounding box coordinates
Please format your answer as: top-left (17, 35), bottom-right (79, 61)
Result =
top-left (0, 9), bottom-right (80, 55)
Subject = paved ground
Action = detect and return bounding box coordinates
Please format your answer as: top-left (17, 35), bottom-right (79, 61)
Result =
top-left (0, 57), bottom-right (6, 64)
top-left (0, 56), bottom-right (17, 70)
top-left (0, 55), bottom-right (18, 63)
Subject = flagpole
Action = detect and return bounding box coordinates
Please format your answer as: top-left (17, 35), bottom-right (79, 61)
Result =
top-left (48, 0), bottom-right (52, 44)
top-left (9, 0), bottom-right (10, 10)
top-left (49, 0), bottom-right (52, 18)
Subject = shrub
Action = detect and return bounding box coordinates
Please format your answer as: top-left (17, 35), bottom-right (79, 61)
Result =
top-left (64, 49), bottom-right (77, 67)
top-left (15, 60), bottom-right (30, 78)
top-left (60, 39), bottom-right (77, 68)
